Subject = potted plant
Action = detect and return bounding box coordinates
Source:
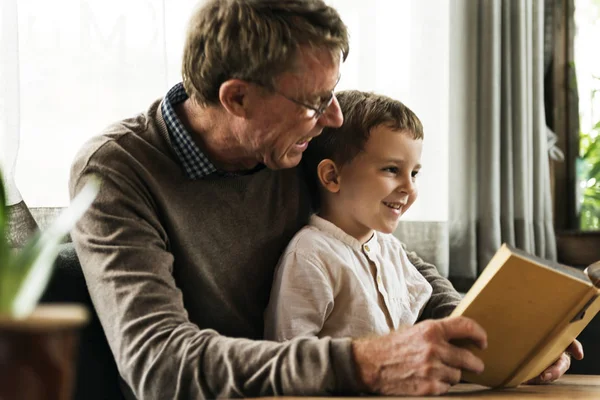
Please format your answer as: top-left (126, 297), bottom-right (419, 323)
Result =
top-left (0, 172), bottom-right (99, 400)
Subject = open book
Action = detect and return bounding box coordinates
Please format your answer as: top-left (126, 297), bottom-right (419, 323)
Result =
top-left (450, 243), bottom-right (600, 388)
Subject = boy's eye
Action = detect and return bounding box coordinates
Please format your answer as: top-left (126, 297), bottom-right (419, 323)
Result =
top-left (411, 170), bottom-right (421, 178)
top-left (382, 166), bottom-right (399, 174)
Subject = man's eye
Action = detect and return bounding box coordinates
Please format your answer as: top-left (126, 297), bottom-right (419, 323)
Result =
top-left (310, 98), bottom-right (326, 108)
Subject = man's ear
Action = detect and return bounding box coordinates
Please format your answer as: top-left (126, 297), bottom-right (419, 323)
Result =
top-left (317, 159), bottom-right (341, 193)
top-left (219, 79), bottom-right (251, 118)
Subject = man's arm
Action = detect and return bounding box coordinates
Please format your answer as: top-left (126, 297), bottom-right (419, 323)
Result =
top-left (402, 244), bottom-right (462, 319)
top-left (264, 251), bottom-right (334, 341)
top-left (70, 168), bottom-right (360, 399)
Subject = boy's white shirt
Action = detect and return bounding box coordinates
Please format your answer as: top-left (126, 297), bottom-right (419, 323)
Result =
top-left (264, 214), bottom-right (433, 341)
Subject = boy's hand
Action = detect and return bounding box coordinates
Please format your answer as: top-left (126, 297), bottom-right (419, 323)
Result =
top-left (525, 340), bottom-right (584, 385)
top-left (351, 317), bottom-right (487, 396)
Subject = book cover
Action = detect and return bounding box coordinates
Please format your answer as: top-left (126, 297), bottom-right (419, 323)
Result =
top-left (450, 243), bottom-right (600, 388)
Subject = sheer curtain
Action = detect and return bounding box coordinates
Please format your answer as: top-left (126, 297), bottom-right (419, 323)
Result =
top-left (0, 0), bottom-right (22, 206)
top-left (448, 0), bottom-right (557, 290)
top-left (332, 0), bottom-right (557, 283)
top-left (331, 0), bottom-right (454, 274)
top-left (1, 0), bottom-right (556, 282)
top-left (1, 0), bottom-right (199, 207)
top-left (2, 0), bottom-right (450, 215)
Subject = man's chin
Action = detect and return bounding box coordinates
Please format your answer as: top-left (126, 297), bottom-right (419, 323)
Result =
top-left (266, 155), bottom-right (303, 170)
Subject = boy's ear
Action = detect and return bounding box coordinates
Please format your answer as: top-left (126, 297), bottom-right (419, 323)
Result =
top-left (219, 79), bottom-right (251, 118)
top-left (317, 159), bottom-right (341, 193)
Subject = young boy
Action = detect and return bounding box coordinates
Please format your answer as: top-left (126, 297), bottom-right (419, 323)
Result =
top-left (264, 90), bottom-right (442, 341)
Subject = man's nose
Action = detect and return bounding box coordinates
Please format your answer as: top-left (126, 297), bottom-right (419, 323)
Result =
top-left (318, 94), bottom-right (343, 128)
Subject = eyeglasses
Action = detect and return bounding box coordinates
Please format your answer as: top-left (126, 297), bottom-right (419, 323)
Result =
top-left (260, 76), bottom-right (341, 119)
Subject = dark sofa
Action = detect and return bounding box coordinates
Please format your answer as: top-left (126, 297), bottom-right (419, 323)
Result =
top-left (41, 243), bottom-right (125, 400)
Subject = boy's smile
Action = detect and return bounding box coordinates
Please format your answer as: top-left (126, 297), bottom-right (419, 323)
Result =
top-left (319, 124), bottom-right (422, 243)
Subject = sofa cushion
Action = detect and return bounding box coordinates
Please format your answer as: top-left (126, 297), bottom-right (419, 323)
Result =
top-left (41, 243), bottom-right (125, 400)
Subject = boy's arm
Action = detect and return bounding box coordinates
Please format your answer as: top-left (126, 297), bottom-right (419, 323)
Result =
top-left (264, 251), bottom-right (334, 341)
top-left (401, 243), bottom-right (462, 319)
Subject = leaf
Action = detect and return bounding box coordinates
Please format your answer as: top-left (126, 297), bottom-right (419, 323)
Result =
top-left (0, 169), bottom-right (5, 233)
top-left (3, 176), bottom-right (101, 318)
top-left (588, 163), bottom-right (600, 182)
top-left (582, 134), bottom-right (600, 159)
top-left (0, 172), bottom-right (8, 312)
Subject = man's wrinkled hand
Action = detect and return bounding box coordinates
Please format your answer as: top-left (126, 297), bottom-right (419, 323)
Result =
top-left (351, 317), bottom-right (488, 396)
top-left (526, 340), bottom-right (584, 385)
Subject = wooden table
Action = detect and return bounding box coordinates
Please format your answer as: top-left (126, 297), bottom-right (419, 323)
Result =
top-left (266, 374), bottom-right (600, 399)
top-left (438, 374), bottom-right (600, 399)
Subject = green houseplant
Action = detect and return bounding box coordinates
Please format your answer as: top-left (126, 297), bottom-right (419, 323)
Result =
top-left (0, 171), bottom-right (100, 400)
top-left (0, 172), bottom-right (100, 318)
top-left (579, 122), bottom-right (600, 230)
top-left (578, 75), bottom-right (600, 231)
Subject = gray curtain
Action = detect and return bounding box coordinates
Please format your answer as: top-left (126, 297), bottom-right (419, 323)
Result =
top-left (450, 0), bottom-right (556, 290)
top-left (396, 0), bottom-right (557, 291)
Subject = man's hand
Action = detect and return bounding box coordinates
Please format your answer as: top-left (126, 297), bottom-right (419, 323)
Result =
top-left (526, 340), bottom-right (584, 385)
top-left (351, 317), bottom-right (487, 396)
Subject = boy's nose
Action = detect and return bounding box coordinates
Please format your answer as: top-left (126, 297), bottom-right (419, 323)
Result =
top-left (397, 179), bottom-right (415, 195)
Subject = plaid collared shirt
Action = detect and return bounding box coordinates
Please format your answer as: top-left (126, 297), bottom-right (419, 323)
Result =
top-left (161, 82), bottom-right (217, 180)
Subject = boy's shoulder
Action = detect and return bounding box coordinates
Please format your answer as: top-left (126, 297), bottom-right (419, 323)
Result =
top-left (285, 223), bottom-right (339, 254)
top-left (375, 231), bottom-right (405, 250)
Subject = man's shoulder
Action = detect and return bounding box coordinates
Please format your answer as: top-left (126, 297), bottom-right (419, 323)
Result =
top-left (72, 99), bottom-right (170, 172)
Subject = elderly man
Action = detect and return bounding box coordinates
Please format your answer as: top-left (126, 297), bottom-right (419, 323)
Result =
top-left (69, 0), bottom-right (579, 398)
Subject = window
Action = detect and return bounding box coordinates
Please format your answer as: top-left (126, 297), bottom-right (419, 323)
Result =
top-left (575, 0), bottom-right (600, 230)
top-left (551, 0), bottom-right (600, 267)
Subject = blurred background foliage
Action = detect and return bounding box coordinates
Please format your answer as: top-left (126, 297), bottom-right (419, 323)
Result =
top-left (576, 0), bottom-right (600, 230)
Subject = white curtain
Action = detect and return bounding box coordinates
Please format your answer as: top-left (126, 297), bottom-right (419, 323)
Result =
top-left (1, 0), bottom-right (451, 215)
top-left (1, 0), bottom-right (556, 282)
top-left (333, 0), bottom-right (557, 282)
top-left (1, 0), bottom-right (199, 207)
top-left (0, 0), bottom-right (458, 274)
top-left (0, 0), bottom-right (22, 206)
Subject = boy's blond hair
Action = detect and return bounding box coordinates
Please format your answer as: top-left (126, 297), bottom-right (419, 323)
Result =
top-left (305, 90), bottom-right (423, 169)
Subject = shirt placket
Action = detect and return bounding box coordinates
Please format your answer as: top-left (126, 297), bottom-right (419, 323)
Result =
top-left (362, 243), bottom-right (399, 330)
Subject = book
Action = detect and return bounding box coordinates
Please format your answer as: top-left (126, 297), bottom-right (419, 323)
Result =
top-left (450, 243), bottom-right (600, 388)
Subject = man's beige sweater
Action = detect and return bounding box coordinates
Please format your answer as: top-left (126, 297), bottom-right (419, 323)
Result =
top-left (69, 98), bottom-right (461, 399)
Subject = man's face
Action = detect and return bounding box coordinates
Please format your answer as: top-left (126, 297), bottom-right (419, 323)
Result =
top-left (248, 47), bottom-right (343, 170)
top-left (332, 126), bottom-right (422, 243)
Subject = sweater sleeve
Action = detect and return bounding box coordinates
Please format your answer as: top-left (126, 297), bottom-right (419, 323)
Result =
top-left (264, 250), bottom-right (335, 341)
top-left (70, 164), bottom-right (361, 399)
top-left (401, 243), bottom-right (462, 319)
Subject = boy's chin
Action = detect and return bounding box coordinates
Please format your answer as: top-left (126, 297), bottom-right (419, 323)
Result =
top-left (378, 225), bottom-right (399, 235)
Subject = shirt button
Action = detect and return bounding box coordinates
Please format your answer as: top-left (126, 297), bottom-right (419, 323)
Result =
top-left (364, 244), bottom-right (370, 252)
top-left (377, 275), bottom-right (382, 284)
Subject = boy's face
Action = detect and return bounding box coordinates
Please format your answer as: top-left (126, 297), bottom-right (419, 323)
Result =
top-left (331, 125), bottom-right (422, 243)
